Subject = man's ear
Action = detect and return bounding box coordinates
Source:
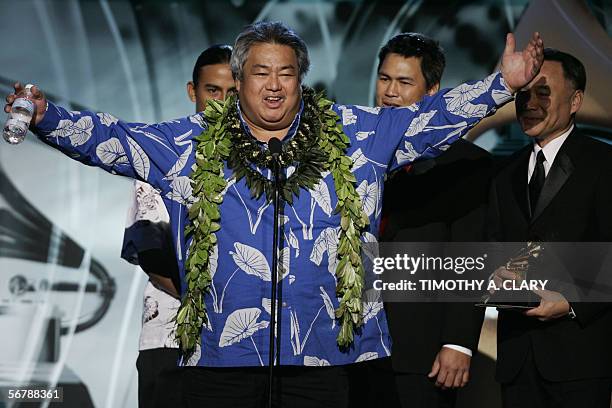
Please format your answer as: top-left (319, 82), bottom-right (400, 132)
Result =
top-left (427, 83), bottom-right (440, 96)
top-left (236, 79), bottom-right (241, 92)
top-left (187, 81), bottom-right (196, 103)
top-left (570, 89), bottom-right (583, 115)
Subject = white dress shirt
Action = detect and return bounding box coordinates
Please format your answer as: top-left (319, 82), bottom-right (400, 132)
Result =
top-left (527, 125), bottom-right (574, 182)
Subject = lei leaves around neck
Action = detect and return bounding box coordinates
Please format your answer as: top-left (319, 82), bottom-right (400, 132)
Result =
top-left (315, 96), bottom-right (370, 347)
top-left (176, 98), bottom-right (230, 356)
top-left (176, 88), bottom-right (369, 359)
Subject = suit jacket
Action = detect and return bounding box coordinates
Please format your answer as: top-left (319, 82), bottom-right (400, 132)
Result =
top-left (487, 128), bottom-right (612, 382)
top-left (381, 139), bottom-right (491, 374)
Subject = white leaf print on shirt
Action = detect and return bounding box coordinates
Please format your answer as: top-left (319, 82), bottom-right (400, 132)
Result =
top-left (290, 309), bottom-right (302, 355)
top-left (290, 297), bottom-right (329, 356)
top-left (219, 308), bottom-right (269, 366)
top-left (49, 117), bottom-right (94, 146)
top-left (362, 289), bottom-right (384, 325)
top-left (356, 180), bottom-right (378, 217)
top-left (288, 228), bottom-right (300, 258)
top-left (350, 148), bottom-right (368, 171)
top-left (355, 352), bottom-right (379, 363)
top-left (310, 227), bottom-right (339, 276)
top-left (395, 140), bottom-right (420, 165)
top-left (306, 180), bottom-right (333, 240)
top-left (189, 113), bottom-right (206, 128)
top-left (96, 137), bottom-right (128, 166)
top-left (208, 243), bottom-right (221, 312)
top-left (304, 356), bottom-right (331, 366)
top-left (362, 232), bottom-right (379, 262)
top-left (342, 108), bottom-right (357, 126)
top-left (69, 117), bottom-right (94, 146)
top-left (166, 176), bottom-right (194, 206)
top-left (492, 76), bottom-right (513, 105)
top-left (362, 289), bottom-right (390, 356)
top-left (350, 148), bottom-right (385, 172)
top-left (230, 242), bottom-right (271, 281)
top-left (405, 110), bottom-right (437, 137)
top-left (405, 103), bottom-right (419, 112)
top-left (355, 106), bottom-right (381, 115)
top-left (209, 244), bottom-right (219, 279)
top-left (183, 344), bottom-right (201, 366)
top-left (356, 131), bottom-right (375, 141)
top-left (164, 143), bottom-right (193, 181)
top-left (319, 286), bottom-right (336, 329)
top-left (310, 180), bottom-right (333, 216)
top-left (278, 247), bottom-right (290, 281)
top-left (233, 185), bottom-right (271, 234)
top-left (49, 119), bottom-right (73, 138)
top-left (262, 298), bottom-right (274, 315)
top-left (261, 298), bottom-right (279, 337)
top-left (444, 74), bottom-right (495, 118)
top-left (97, 112), bottom-right (119, 127)
top-left (127, 136), bottom-right (151, 180)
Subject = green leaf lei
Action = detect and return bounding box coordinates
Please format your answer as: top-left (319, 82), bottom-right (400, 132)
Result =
top-left (176, 88), bottom-right (370, 358)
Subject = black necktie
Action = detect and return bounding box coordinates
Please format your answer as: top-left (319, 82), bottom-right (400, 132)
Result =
top-left (529, 150), bottom-right (546, 215)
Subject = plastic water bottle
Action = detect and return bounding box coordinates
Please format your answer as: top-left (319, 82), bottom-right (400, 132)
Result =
top-left (3, 84), bottom-right (35, 145)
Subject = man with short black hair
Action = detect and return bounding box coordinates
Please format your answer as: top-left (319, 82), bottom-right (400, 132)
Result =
top-left (376, 32), bottom-right (445, 108)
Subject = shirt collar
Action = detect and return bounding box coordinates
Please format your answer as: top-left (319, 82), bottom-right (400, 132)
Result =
top-left (236, 99), bottom-right (304, 145)
top-left (532, 124), bottom-right (574, 164)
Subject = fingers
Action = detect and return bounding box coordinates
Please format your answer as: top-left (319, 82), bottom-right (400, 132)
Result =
top-left (13, 81), bottom-right (24, 94)
top-left (443, 371), bottom-right (456, 389)
top-left (461, 371), bottom-right (470, 387)
top-left (529, 32), bottom-right (544, 76)
top-left (503, 32), bottom-right (516, 56)
top-left (524, 306), bottom-right (541, 317)
top-left (497, 269), bottom-right (519, 280)
top-left (453, 370), bottom-right (463, 388)
top-left (31, 85), bottom-right (44, 100)
top-left (524, 303), bottom-right (547, 321)
top-left (428, 358), bottom-right (440, 378)
top-left (435, 369), bottom-right (448, 388)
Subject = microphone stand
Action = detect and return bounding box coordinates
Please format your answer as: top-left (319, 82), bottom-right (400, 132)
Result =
top-left (268, 139), bottom-right (283, 408)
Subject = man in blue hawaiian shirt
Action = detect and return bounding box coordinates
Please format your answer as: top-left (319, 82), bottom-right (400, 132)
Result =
top-left (6, 21), bottom-right (543, 408)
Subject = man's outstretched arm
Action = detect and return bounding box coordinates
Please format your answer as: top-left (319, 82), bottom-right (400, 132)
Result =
top-left (4, 83), bottom-right (206, 192)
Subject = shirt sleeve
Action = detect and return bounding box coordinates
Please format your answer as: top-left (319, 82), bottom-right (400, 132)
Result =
top-left (442, 344), bottom-right (473, 357)
top-left (32, 102), bottom-right (207, 193)
top-left (342, 72), bottom-right (513, 173)
top-left (121, 180), bottom-right (172, 265)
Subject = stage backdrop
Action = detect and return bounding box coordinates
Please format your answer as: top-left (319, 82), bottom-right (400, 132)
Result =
top-left (0, 1), bottom-right (610, 407)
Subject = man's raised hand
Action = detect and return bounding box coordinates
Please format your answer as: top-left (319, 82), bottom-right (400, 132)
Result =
top-left (500, 32), bottom-right (544, 93)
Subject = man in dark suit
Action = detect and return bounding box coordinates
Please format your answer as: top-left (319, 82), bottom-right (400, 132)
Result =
top-left (374, 33), bottom-right (490, 408)
top-left (488, 48), bottom-right (612, 408)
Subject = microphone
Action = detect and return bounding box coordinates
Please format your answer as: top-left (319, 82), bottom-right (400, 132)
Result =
top-left (266, 136), bottom-right (282, 408)
top-left (268, 137), bottom-right (282, 159)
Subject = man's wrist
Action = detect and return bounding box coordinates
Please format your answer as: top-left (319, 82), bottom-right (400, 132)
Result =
top-left (442, 344), bottom-right (472, 357)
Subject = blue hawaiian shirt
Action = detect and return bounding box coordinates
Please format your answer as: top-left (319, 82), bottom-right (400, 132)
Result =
top-left (33, 73), bottom-right (512, 367)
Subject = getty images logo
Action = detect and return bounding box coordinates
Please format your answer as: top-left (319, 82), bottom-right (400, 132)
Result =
top-left (372, 253), bottom-right (488, 275)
